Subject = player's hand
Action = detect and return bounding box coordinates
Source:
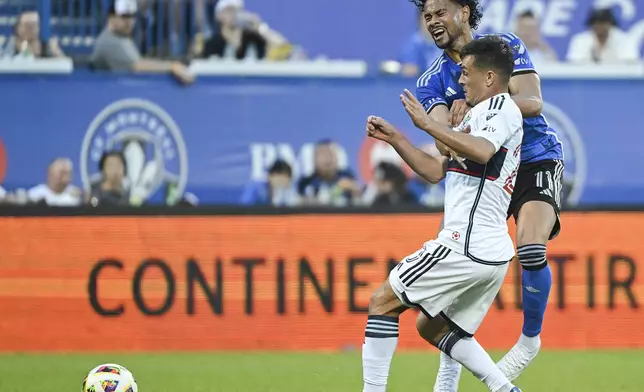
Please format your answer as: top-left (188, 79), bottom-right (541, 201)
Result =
top-left (400, 89), bottom-right (432, 130)
top-left (444, 147), bottom-right (468, 169)
top-left (446, 124), bottom-right (470, 169)
top-left (366, 115), bottom-right (399, 144)
top-left (449, 99), bottom-right (470, 127)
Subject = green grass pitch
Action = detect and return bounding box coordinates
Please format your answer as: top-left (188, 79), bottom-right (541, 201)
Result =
top-left (1, 351), bottom-right (643, 391)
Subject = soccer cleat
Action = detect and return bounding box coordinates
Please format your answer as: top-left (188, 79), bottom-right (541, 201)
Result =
top-left (433, 369), bottom-right (460, 392)
top-left (433, 352), bottom-right (462, 392)
top-left (497, 335), bottom-right (541, 381)
top-left (510, 388), bottom-right (522, 392)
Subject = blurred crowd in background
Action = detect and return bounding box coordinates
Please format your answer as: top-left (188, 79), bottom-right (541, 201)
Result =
top-left (2, 0), bottom-right (642, 76)
top-left (0, 140), bottom-right (445, 208)
top-left (0, 0), bottom-right (642, 208)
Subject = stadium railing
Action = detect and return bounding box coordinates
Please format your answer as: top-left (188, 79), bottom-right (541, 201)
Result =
top-left (1, 0), bottom-right (217, 59)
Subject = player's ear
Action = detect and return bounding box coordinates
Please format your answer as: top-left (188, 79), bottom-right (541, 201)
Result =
top-left (486, 71), bottom-right (495, 88)
top-left (461, 5), bottom-right (470, 25)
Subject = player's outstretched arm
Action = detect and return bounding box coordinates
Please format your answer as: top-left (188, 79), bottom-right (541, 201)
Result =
top-left (509, 73), bottom-right (543, 117)
top-left (389, 134), bottom-right (448, 184)
top-left (400, 90), bottom-right (495, 164)
top-left (366, 116), bottom-right (447, 184)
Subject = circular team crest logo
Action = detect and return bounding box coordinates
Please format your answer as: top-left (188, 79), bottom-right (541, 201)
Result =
top-left (80, 99), bottom-right (188, 204)
top-left (541, 102), bottom-right (587, 206)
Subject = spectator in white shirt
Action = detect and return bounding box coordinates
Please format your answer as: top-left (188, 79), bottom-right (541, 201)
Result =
top-left (0, 185), bottom-right (5, 203)
top-left (514, 10), bottom-right (558, 67)
top-left (0, 10), bottom-right (64, 59)
top-left (28, 158), bottom-right (82, 206)
top-left (566, 8), bottom-right (640, 63)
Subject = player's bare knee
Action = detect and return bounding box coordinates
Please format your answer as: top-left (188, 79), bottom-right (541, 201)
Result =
top-left (430, 315), bottom-right (471, 357)
top-left (516, 200), bottom-right (556, 246)
top-left (415, 312), bottom-right (448, 347)
top-left (368, 281), bottom-right (406, 317)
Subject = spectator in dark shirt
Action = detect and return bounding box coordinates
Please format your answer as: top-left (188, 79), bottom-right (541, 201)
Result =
top-left (298, 140), bottom-right (361, 206)
top-left (240, 159), bottom-right (299, 206)
top-left (88, 151), bottom-right (131, 206)
top-left (202, 0), bottom-right (291, 60)
top-left (371, 162), bottom-right (418, 207)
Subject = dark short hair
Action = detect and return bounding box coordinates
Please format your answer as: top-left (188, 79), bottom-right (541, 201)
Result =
top-left (375, 162), bottom-right (407, 189)
top-left (98, 150), bottom-right (127, 173)
top-left (518, 10), bottom-right (535, 19)
top-left (268, 159), bottom-right (292, 177)
top-left (409, 0), bottom-right (483, 30)
top-left (586, 8), bottom-right (617, 27)
top-left (461, 36), bottom-right (514, 84)
top-left (315, 138), bottom-right (334, 147)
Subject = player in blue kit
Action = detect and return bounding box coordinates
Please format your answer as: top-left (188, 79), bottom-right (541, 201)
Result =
top-left (407, 0), bottom-right (564, 390)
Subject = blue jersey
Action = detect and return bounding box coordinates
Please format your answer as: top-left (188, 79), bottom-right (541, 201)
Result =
top-left (416, 32), bottom-right (563, 163)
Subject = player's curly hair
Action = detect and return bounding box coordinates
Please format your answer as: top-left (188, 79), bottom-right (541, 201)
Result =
top-left (409, 0), bottom-right (483, 30)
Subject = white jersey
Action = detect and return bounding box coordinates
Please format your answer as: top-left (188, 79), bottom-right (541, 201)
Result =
top-left (436, 93), bottom-right (523, 264)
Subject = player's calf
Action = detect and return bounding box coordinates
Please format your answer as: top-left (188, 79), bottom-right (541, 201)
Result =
top-left (518, 244), bottom-right (550, 338)
top-left (497, 242), bottom-right (548, 381)
top-left (362, 281), bottom-right (407, 392)
top-left (417, 313), bottom-right (518, 392)
top-left (515, 200), bottom-right (555, 338)
top-left (496, 200), bottom-right (555, 381)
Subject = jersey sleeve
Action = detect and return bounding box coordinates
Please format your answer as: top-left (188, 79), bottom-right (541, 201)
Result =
top-left (498, 33), bottom-right (536, 76)
top-left (415, 66), bottom-right (447, 114)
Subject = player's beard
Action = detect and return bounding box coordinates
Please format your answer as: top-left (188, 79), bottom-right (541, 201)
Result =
top-left (433, 32), bottom-right (453, 50)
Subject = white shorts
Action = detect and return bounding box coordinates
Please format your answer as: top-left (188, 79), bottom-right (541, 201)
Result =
top-left (389, 240), bottom-right (509, 335)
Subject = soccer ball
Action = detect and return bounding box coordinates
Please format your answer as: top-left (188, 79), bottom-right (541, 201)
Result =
top-left (81, 363), bottom-right (138, 392)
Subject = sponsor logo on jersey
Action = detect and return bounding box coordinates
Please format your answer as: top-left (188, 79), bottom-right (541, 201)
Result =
top-left (513, 42), bottom-right (526, 55)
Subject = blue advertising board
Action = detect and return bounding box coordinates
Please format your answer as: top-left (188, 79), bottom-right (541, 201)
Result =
top-left (246, 0), bottom-right (644, 65)
top-left (0, 73), bottom-right (642, 205)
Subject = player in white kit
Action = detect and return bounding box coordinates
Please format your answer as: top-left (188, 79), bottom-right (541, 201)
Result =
top-left (361, 36), bottom-right (523, 392)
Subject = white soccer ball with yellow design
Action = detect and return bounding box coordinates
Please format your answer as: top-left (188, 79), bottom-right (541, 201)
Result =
top-left (82, 363), bottom-right (138, 392)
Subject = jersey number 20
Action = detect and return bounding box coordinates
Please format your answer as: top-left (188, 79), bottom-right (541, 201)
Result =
top-left (503, 166), bottom-right (519, 195)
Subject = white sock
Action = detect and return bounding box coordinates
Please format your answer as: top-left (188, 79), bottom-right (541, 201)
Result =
top-left (434, 352), bottom-right (462, 392)
top-left (496, 333), bottom-right (541, 381)
top-left (448, 337), bottom-right (515, 392)
top-left (362, 315), bottom-right (399, 392)
top-left (518, 333), bottom-right (540, 351)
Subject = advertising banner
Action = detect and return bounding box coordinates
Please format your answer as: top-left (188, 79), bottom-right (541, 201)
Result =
top-left (1, 75), bottom-right (643, 205)
top-left (0, 211), bottom-right (642, 351)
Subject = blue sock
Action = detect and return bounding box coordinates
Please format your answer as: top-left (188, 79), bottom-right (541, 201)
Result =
top-left (517, 244), bottom-right (552, 337)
